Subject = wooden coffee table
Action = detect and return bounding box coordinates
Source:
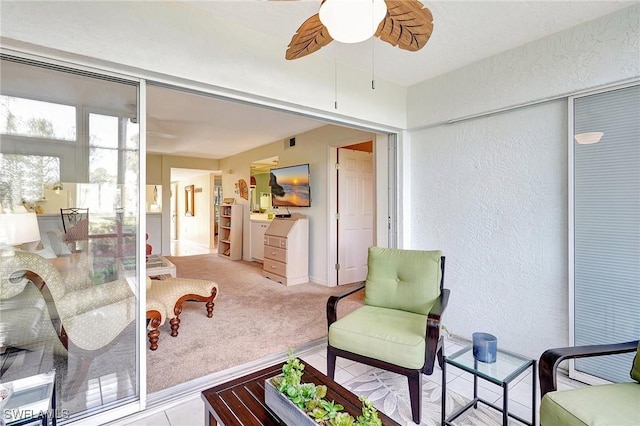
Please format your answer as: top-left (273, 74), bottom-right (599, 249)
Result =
top-left (202, 361), bottom-right (400, 426)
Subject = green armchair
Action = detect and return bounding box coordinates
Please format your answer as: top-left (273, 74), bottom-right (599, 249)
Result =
top-left (539, 340), bottom-right (640, 425)
top-left (326, 247), bottom-right (448, 424)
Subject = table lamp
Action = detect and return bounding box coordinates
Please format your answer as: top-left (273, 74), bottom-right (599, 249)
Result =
top-left (0, 211), bottom-right (41, 252)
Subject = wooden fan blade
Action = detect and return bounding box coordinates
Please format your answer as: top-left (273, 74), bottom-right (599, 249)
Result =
top-left (376, 0), bottom-right (434, 52)
top-left (285, 13), bottom-right (333, 60)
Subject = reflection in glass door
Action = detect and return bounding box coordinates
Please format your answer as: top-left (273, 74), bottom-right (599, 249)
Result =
top-left (0, 57), bottom-right (141, 422)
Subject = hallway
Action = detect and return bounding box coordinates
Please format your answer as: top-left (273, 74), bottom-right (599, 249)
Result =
top-left (170, 239), bottom-right (217, 256)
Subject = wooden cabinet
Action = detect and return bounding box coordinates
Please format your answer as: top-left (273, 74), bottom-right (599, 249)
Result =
top-left (250, 220), bottom-right (271, 261)
top-left (263, 214), bottom-right (308, 285)
top-left (218, 204), bottom-right (243, 260)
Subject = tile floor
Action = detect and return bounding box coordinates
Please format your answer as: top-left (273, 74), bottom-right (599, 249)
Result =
top-left (170, 239), bottom-right (217, 256)
top-left (112, 337), bottom-right (587, 426)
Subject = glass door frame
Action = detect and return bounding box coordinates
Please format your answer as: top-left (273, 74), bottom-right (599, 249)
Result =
top-left (0, 48), bottom-right (149, 425)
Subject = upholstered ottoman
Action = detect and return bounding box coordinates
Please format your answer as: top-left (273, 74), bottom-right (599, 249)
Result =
top-left (146, 277), bottom-right (218, 337)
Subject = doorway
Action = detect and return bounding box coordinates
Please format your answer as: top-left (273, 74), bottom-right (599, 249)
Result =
top-left (170, 167), bottom-right (218, 256)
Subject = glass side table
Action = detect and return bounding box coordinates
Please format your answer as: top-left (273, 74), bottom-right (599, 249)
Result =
top-left (442, 346), bottom-right (536, 426)
top-left (1, 370), bottom-right (56, 426)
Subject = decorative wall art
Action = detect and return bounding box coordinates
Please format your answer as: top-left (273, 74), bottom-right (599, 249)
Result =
top-left (238, 179), bottom-right (249, 200)
top-left (185, 184), bottom-right (194, 216)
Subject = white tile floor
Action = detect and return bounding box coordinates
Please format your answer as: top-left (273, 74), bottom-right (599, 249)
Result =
top-left (113, 338), bottom-right (586, 426)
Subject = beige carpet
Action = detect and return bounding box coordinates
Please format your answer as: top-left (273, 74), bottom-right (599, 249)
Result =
top-left (147, 255), bottom-right (364, 393)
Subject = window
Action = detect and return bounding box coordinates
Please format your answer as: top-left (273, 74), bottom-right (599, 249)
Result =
top-left (0, 95), bottom-right (76, 140)
top-left (0, 153), bottom-right (60, 207)
top-left (87, 113), bottom-right (139, 214)
top-left (570, 84), bottom-right (640, 383)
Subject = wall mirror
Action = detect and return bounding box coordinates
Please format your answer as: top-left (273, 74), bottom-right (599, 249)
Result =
top-left (185, 184), bottom-right (194, 216)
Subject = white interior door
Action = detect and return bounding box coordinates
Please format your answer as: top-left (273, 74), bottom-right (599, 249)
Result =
top-left (337, 148), bottom-right (374, 285)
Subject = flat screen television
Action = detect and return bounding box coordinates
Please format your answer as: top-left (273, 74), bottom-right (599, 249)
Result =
top-left (269, 163), bottom-right (311, 208)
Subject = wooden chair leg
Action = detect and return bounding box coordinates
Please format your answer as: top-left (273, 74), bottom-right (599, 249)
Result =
top-left (437, 336), bottom-right (444, 368)
top-left (327, 347), bottom-right (337, 379)
top-left (206, 300), bottom-right (214, 318)
top-left (170, 316), bottom-right (181, 337)
top-left (407, 371), bottom-right (422, 424)
top-left (424, 326), bottom-right (441, 375)
top-left (171, 303), bottom-right (184, 337)
top-left (148, 328), bottom-right (160, 350)
top-left (147, 310), bottom-right (162, 350)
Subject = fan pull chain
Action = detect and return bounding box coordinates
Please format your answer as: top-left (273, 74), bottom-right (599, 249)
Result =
top-left (372, 37), bottom-right (376, 90)
top-left (371, 0), bottom-right (376, 90)
top-left (334, 52), bottom-right (338, 109)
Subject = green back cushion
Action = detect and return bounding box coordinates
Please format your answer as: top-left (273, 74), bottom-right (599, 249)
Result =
top-left (631, 341), bottom-right (640, 382)
top-left (364, 247), bottom-right (442, 315)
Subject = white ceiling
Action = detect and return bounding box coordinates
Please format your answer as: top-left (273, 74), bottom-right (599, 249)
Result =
top-left (182, 0), bottom-right (636, 87)
top-left (147, 85), bottom-right (326, 159)
top-left (5, 1), bottom-right (633, 163)
top-left (146, 0), bottom-right (635, 160)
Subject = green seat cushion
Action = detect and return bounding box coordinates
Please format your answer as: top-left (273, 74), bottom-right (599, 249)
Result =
top-left (631, 342), bottom-right (640, 382)
top-left (364, 247), bottom-right (442, 315)
top-left (541, 382), bottom-right (640, 426)
top-left (328, 305), bottom-right (430, 369)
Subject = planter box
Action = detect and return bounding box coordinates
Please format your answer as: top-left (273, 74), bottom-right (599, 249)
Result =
top-left (264, 376), bottom-right (316, 426)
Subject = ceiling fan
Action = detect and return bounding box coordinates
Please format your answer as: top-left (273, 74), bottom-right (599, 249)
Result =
top-left (285, 0), bottom-right (434, 60)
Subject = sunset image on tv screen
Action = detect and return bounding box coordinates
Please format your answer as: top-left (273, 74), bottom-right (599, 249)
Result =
top-left (269, 164), bottom-right (310, 207)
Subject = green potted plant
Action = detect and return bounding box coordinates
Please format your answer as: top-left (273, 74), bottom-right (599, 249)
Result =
top-left (264, 350), bottom-right (382, 426)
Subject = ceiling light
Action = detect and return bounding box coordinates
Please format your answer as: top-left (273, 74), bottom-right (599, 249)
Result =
top-left (319, 0), bottom-right (388, 44)
top-left (574, 132), bottom-right (604, 145)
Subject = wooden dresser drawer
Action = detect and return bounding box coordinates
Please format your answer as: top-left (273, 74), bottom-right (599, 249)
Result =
top-left (264, 235), bottom-right (287, 249)
top-left (263, 245), bottom-right (287, 263)
top-left (263, 258), bottom-right (286, 277)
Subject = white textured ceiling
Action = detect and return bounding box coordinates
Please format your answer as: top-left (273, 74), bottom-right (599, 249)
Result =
top-left (6, 1), bottom-right (634, 161)
top-left (145, 0), bottom-right (635, 159)
top-left (182, 0), bottom-right (636, 87)
top-left (147, 85), bottom-right (326, 159)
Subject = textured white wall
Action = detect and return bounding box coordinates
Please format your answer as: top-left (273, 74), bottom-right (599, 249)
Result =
top-left (405, 5), bottom-right (640, 359)
top-left (411, 102), bottom-right (567, 358)
top-left (407, 5), bottom-right (640, 128)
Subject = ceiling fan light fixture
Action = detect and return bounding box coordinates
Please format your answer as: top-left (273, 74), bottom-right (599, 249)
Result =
top-left (319, 0), bottom-right (387, 44)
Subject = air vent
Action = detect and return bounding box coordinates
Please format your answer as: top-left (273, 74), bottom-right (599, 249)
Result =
top-left (284, 137), bottom-right (296, 149)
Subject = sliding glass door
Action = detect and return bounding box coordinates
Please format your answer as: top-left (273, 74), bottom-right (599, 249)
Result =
top-left (570, 84), bottom-right (640, 383)
top-left (0, 57), bottom-right (142, 422)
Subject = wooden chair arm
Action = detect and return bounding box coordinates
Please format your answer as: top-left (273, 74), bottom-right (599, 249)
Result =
top-left (539, 340), bottom-right (639, 397)
top-left (425, 288), bottom-right (450, 340)
top-left (326, 282), bottom-right (366, 329)
top-left (427, 288), bottom-right (450, 322)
